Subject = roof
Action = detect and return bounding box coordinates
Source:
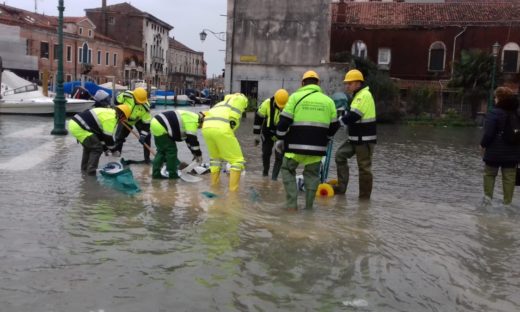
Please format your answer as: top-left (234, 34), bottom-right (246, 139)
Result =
top-left (169, 38), bottom-right (202, 55)
top-left (85, 2), bottom-right (173, 30)
top-left (332, 2), bottom-right (520, 28)
top-left (0, 4), bottom-right (118, 44)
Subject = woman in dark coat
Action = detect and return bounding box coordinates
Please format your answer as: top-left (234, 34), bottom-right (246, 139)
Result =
top-left (480, 86), bottom-right (520, 204)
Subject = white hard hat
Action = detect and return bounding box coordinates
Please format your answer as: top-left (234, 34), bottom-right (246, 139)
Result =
top-left (94, 89), bottom-right (110, 102)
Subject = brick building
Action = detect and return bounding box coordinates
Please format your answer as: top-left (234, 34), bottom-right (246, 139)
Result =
top-left (86, 1), bottom-right (172, 88)
top-left (331, 0), bottom-right (520, 113)
top-left (168, 38), bottom-right (206, 94)
top-left (0, 4), bottom-right (124, 85)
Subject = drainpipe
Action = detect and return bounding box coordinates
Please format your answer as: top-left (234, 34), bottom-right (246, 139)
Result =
top-left (451, 26), bottom-right (467, 78)
top-left (0, 56), bottom-right (3, 99)
top-left (229, 0), bottom-right (237, 93)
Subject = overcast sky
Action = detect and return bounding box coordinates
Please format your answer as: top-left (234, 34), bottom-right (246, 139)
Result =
top-left (10, 0), bottom-right (227, 77)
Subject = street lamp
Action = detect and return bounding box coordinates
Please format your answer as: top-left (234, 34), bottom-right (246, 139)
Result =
top-left (487, 42), bottom-right (501, 112)
top-left (199, 29), bottom-right (226, 42)
top-left (51, 0), bottom-right (67, 135)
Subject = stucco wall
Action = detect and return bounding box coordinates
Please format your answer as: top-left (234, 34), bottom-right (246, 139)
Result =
top-left (226, 0), bottom-right (341, 98)
top-left (232, 63), bottom-right (349, 102)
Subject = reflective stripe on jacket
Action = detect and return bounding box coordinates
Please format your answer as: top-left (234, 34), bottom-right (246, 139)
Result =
top-left (344, 86), bottom-right (377, 144)
top-left (276, 84), bottom-right (339, 156)
top-left (203, 97), bottom-right (244, 131)
top-left (152, 110), bottom-right (202, 156)
top-left (116, 90), bottom-right (151, 126)
top-left (70, 107), bottom-right (117, 147)
top-left (253, 97), bottom-right (281, 137)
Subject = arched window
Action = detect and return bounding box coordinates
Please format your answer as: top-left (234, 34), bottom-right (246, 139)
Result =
top-left (428, 41), bottom-right (446, 71)
top-left (81, 42), bottom-right (90, 64)
top-left (351, 40), bottom-right (368, 59)
top-left (502, 42), bottom-right (519, 73)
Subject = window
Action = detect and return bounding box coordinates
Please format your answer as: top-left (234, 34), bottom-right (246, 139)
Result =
top-left (351, 40), bottom-right (368, 59)
top-left (97, 50), bottom-right (101, 65)
top-left (113, 53), bottom-right (118, 66)
top-left (502, 42), bottom-right (519, 73)
top-left (109, 16), bottom-right (115, 25)
top-left (53, 44), bottom-right (59, 60)
top-left (105, 52), bottom-right (110, 66)
top-left (428, 41), bottom-right (446, 71)
top-left (81, 43), bottom-right (89, 64)
top-left (88, 49), bottom-right (92, 64)
top-left (78, 47), bottom-right (82, 63)
top-left (40, 42), bottom-right (49, 58)
top-left (378, 48), bottom-right (391, 65)
top-left (26, 39), bottom-right (32, 55)
top-left (88, 29), bottom-right (92, 37)
top-left (66, 45), bottom-right (72, 62)
top-left (79, 27), bottom-right (83, 35)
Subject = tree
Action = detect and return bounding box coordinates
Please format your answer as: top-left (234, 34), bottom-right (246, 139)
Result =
top-left (408, 86), bottom-right (436, 119)
top-left (449, 49), bottom-right (499, 118)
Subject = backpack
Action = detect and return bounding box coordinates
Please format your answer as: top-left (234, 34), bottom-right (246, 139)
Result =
top-left (503, 112), bottom-right (520, 145)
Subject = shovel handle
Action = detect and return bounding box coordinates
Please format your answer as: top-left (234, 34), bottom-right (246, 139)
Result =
top-left (119, 120), bottom-right (156, 156)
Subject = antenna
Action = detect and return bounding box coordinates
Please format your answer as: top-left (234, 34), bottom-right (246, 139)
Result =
top-left (34, 0), bottom-right (37, 12)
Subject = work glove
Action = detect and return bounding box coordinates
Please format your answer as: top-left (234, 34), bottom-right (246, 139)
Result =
top-left (254, 136), bottom-right (260, 146)
top-left (111, 150), bottom-right (121, 157)
top-left (138, 134), bottom-right (147, 144)
top-left (274, 140), bottom-right (284, 154)
top-left (229, 120), bottom-right (237, 129)
top-left (193, 155), bottom-right (203, 164)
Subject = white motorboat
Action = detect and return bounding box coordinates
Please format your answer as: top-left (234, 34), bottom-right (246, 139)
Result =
top-left (0, 71), bottom-right (94, 115)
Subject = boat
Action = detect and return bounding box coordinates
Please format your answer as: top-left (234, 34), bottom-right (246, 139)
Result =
top-left (0, 71), bottom-right (94, 115)
top-left (151, 92), bottom-right (194, 106)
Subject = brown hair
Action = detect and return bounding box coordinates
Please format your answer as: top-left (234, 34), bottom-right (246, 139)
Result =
top-left (495, 86), bottom-right (514, 102)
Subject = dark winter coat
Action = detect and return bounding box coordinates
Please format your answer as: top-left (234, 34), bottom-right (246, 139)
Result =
top-left (480, 97), bottom-right (520, 167)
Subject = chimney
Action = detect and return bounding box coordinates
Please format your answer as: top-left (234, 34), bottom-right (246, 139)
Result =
top-left (101, 0), bottom-right (108, 35)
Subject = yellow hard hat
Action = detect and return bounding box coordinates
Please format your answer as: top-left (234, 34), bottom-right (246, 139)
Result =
top-left (302, 70), bottom-right (320, 82)
top-left (133, 87), bottom-right (148, 104)
top-left (274, 89), bottom-right (289, 108)
top-left (344, 69), bottom-right (364, 82)
top-left (115, 104), bottom-right (131, 119)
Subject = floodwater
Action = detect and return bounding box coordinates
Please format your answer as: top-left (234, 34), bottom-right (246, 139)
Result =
top-left (1, 108), bottom-right (519, 312)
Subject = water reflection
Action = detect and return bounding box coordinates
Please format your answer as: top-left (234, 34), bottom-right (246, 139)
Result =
top-left (1, 114), bottom-right (520, 311)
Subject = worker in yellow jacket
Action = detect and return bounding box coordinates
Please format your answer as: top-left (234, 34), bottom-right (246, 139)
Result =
top-left (253, 89), bottom-right (289, 180)
top-left (113, 87), bottom-right (152, 163)
top-left (202, 93), bottom-right (248, 191)
top-left (68, 105), bottom-right (131, 175)
top-left (150, 110), bottom-right (205, 179)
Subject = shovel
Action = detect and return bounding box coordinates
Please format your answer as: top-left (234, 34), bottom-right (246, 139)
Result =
top-left (119, 120), bottom-right (156, 156)
top-left (178, 161), bottom-right (202, 182)
top-left (161, 160), bottom-right (203, 183)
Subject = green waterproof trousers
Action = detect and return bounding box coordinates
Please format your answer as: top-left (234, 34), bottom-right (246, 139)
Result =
top-left (152, 134), bottom-right (179, 179)
top-left (483, 165), bottom-right (516, 205)
top-left (281, 157), bottom-right (321, 210)
top-left (335, 141), bottom-right (375, 199)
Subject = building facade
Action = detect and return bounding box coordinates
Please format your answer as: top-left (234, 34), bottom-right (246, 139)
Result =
top-left (331, 0), bottom-right (520, 113)
top-left (86, 1), bottom-right (172, 88)
top-left (168, 38), bottom-right (206, 94)
top-left (0, 4), bottom-right (124, 85)
top-left (225, 0), bottom-right (346, 103)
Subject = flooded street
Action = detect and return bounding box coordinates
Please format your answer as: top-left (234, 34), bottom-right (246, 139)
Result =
top-left (1, 108), bottom-right (519, 312)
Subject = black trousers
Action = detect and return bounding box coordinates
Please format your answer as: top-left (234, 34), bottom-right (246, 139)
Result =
top-left (261, 132), bottom-right (283, 180)
top-left (113, 120), bottom-right (151, 161)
